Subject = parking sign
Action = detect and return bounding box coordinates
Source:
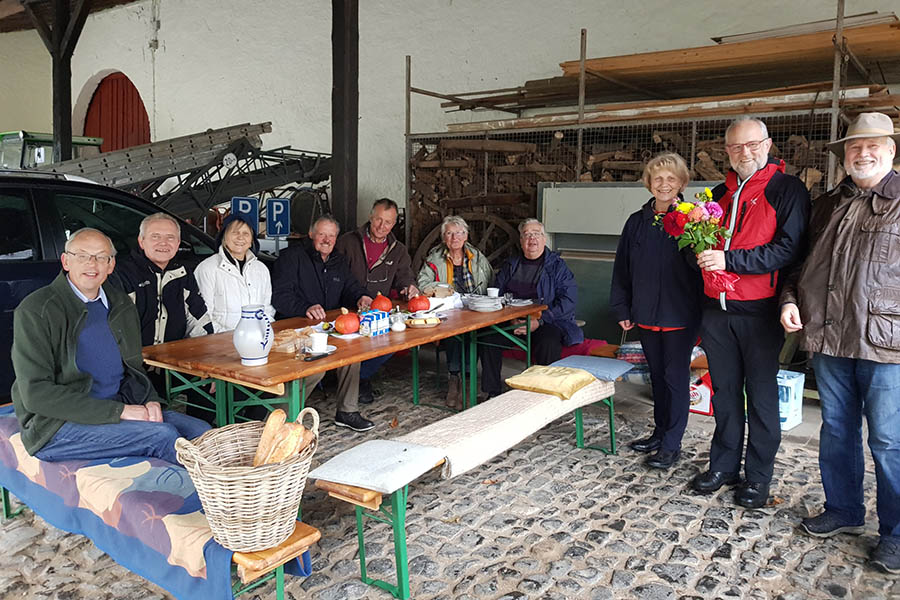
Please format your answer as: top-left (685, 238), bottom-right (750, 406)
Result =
top-left (266, 198), bottom-right (291, 238)
top-left (231, 197), bottom-right (259, 231)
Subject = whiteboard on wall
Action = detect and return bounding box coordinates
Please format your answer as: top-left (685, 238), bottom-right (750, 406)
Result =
top-left (540, 181), bottom-right (720, 236)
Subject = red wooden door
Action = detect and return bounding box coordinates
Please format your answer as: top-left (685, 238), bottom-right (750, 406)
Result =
top-left (83, 73), bottom-right (150, 152)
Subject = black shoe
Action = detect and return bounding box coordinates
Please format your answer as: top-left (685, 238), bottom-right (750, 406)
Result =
top-left (736, 481), bottom-right (770, 508)
top-left (870, 538), bottom-right (900, 574)
top-left (692, 470), bottom-right (741, 493)
top-left (335, 411), bottom-right (375, 432)
top-left (800, 511), bottom-right (865, 538)
top-left (359, 379), bottom-right (375, 405)
top-left (630, 436), bottom-right (662, 453)
top-left (646, 449), bottom-right (680, 469)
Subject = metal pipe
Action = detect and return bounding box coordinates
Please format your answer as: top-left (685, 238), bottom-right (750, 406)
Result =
top-left (827, 0), bottom-right (845, 189)
top-left (575, 29), bottom-right (587, 176)
top-left (405, 55), bottom-right (412, 243)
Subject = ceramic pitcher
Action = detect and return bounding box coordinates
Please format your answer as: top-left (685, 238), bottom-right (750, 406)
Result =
top-left (233, 304), bottom-right (274, 366)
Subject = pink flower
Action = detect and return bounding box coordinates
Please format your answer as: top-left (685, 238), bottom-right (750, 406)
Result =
top-left (705, 202), bottom-right (724, 220)
top-left (688, 206), bottom-right (708, 222)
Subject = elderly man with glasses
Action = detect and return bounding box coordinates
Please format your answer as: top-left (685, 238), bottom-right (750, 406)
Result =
top-left (480, 218), bottom-right (583, 399)
top-left (691, 117), bottom-right (810, 509)
top-left (780, 112), bottom-right (900, 573)
top-left (10, 228), bottom-right (210, 464)
top-left (335, 198), bottom-right (418, 404)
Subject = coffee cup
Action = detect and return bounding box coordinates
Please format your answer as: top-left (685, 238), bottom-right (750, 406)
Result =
top-left (486, 287), bottom-right (500, 298)
top-left (310, 332), bottom-right (328, 354)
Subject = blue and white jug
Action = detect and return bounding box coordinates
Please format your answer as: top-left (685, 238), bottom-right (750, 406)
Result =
top-left (233, 304), bottom-right (274, 366)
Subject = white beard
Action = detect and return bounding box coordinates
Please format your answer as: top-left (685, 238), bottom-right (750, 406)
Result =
top-left (845, 156), bottom-right (891, 182)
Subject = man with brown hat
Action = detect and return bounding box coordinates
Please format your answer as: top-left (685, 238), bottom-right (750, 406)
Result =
top-left (780, 112), bottom-right (900, 574)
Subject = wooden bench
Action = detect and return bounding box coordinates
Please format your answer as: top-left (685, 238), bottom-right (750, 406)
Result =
top-left (310, 378), bottom-right (617, 599)
top-left (0, 406), bottom-right (319, 600)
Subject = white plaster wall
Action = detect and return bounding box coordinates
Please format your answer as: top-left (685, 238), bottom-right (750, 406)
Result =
top-left (0, 30), bottom-right (50, 132)
top-left (0, 0), bottom-right (894, 224)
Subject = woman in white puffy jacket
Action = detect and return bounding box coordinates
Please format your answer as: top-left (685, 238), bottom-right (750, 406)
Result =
top-left (195, 213), bottom-right (275, 332)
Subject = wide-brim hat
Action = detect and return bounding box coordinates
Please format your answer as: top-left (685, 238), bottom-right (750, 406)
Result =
top-left (826, 112), bottom-right (900, 159)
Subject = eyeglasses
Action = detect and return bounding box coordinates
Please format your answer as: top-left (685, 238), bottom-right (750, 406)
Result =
top-left (444, 231), bottom-right (466, 238)
top-left (521, 232), bottom-right (545, 240)
top-left (725, 139), bottom-right (769, 153)
top-left (66, 251), bottom-right (113, 264)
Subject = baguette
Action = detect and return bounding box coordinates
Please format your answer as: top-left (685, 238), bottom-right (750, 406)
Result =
top-left (261, 422), bottom-right (307, 464)
top-left (252, 409), bottom-right (287, 467)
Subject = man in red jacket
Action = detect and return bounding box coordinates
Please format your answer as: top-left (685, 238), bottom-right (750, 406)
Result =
top-left (691, 118), bottom-right (810, 508)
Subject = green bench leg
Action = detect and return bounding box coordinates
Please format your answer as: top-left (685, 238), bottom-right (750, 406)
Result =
top-left (2, 486), bottom-right (25, 520)
top-left (574, 395), bottom-right (617, 455)
top-left (231, 563), bottom-right (287, 598)
top-left (355, 486), bottom-right (410, 600)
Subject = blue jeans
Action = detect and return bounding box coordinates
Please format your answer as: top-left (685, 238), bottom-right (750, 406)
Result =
top-left (35, 411), bottom-right (211, 466)
top-left (812, 353), bottom-right (900, 539)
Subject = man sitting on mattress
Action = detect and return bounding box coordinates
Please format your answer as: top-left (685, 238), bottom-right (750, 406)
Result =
top-left (10, 227), bottom-right (210, 464)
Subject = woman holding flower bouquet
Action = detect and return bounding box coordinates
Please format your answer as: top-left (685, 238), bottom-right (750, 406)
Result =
top-left (610, 153), bottom-right (703, 470)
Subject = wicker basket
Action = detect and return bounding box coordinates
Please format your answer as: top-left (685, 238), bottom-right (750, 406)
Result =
top-left (175, 408), bottom-right (319, 552)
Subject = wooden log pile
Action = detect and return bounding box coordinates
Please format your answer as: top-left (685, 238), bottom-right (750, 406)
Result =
top-left (408, 125), bottom-right (831, 255)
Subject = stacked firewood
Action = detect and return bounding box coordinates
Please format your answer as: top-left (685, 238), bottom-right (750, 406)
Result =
top-left (408, 130), bottom-right (829, 252)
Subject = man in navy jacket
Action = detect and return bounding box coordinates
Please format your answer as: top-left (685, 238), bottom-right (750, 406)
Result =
top-left (272, 216), bottom-right (374, 432)
top-left (480, 219), bottom-right (582, 397)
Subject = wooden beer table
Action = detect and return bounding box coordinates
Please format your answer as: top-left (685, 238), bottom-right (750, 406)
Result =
top-left (142, 303), bottom-right (546, 426)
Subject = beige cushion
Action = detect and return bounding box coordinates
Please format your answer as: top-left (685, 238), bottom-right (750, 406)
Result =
top-left (505, 365), bottom-right (597, 400)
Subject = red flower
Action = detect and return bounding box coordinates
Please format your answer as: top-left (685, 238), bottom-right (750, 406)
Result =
top-left (663, 211), bottom-right (688, 237)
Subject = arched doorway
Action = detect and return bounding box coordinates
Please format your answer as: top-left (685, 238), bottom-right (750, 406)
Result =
top-left (83, 72), bottom-right (150, 152)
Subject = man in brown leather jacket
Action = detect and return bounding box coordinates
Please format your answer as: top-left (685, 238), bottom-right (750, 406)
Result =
top-left (780, 112), bottom-right (900, 574)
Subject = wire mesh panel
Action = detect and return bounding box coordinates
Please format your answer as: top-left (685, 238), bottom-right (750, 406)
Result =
top-left (407, 110), bottom-right (833, 268)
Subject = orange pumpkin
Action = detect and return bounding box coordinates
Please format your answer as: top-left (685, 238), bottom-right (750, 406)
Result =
top-left (334, 308), bottom-right (360, 334)
top-left (371, 292), bottom-right (392, 312)
top-left (408, 295), bottom-right (430, 312)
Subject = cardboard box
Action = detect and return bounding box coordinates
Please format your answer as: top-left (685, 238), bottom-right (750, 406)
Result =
top-left (689, 371), bottom-right (714, 416)
top-left (777, 369), bottom-right (805, 431)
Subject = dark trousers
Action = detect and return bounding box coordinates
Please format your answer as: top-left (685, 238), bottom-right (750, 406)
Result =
top-left (639, 326), bottom-right (697, 452)
top-left (700, 308), bottom-right (783, 484)
top-left (481, 322), bottom-right (564, 395)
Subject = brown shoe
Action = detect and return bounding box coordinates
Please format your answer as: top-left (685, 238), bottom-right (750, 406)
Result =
top-left (446, 373), bottom-right (462, 409)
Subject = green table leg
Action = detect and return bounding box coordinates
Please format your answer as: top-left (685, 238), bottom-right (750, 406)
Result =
top-left (467, 331), bottom-right (477, 409)
top-left (2, 487), bottom-right (24, 520)
top-left (287, 379), bottom-right (303, 422)
top-left (355, 486), bottom-right (411, 599)
top-left (526, 315), bottom-right (532, 368)
top-left (411, 346), bottom-right (419, 406)
top-left (216, 380), bottom-right (228, 427)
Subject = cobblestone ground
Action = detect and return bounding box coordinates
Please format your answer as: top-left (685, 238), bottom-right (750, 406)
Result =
top-left (2, 358), bottom-right (898, 600)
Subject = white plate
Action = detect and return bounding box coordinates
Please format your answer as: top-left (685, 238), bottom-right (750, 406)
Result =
top-left (508, 299), bottom-right (533, 307)
top-left (309, 344), bottom-right (337, 356)
top-left (470, 305), bottom-right (503, 312)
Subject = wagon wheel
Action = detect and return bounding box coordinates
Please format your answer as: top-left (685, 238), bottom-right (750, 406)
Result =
top-left (412, 213), bottom-right (519, 274)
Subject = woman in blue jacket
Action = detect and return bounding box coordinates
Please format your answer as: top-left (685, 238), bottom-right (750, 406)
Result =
top-left (610, 152), bottom-right (702, 470)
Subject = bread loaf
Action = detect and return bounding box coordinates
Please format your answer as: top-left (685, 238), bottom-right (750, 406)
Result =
top-left (252, 409), bottom-right (287, 466)
top-left (261, 422), bottom-right (307, 464)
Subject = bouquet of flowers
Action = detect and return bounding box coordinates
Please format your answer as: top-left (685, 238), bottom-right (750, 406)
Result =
top-left (657, 188), bottom-right (739, 293)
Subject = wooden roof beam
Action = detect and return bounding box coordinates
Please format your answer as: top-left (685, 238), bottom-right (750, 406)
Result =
top-left (0, 0), bottom-right (24, 19)
top-left (584, 68), bottom-right (672, 100)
